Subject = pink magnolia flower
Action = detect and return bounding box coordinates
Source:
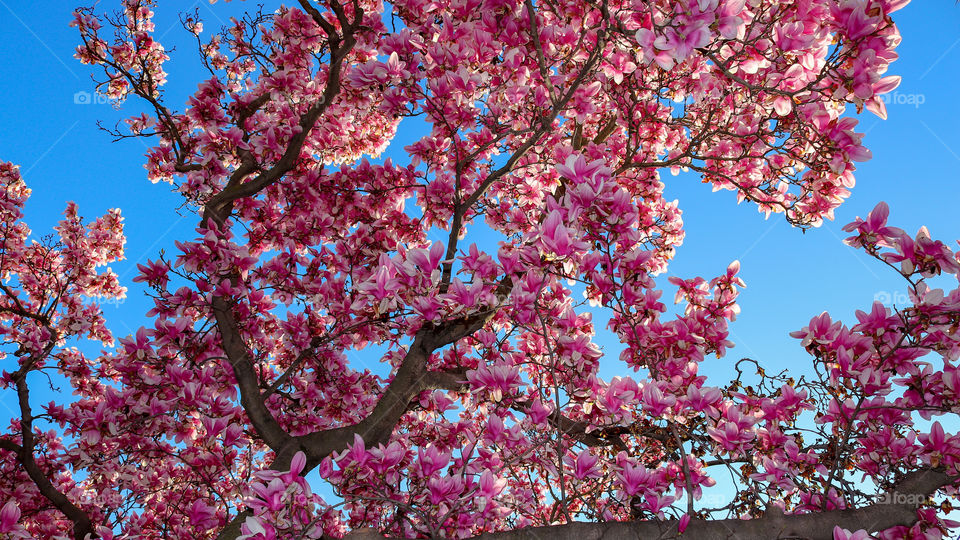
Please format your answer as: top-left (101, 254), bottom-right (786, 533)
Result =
top-left (899, 228), bottom-right (960, 277)
top-left (615, 457), bottom-right (660, 497)
top-left (851, 307), bottom-right (899, 349)
top-left (428, 473), bottom-right (465, 505)
top-left (718, 0), bottom-right (746, 39)
top-left (368, 441), bottom-right (406, 477)
top-left (417, 445), bottom-right (451, 477)
top-left (833, 526), bottom-right (872, 540)
top-left (706, 404), bottom-right (756, 452)
top-left (885, 0), bottom-right (911, 12)
top-left (641, 382), bottom-right (677, 418)
top-left (761, 384), bottom-right (812, 421)
top-left (250, 478), bottom-right (287, 513)
top-left (407, 240), bottom-right (446, 274)
top-left (357, 263), bottom-right (402, 311)
top-left (635, 28), bottom-right (677, 70)
top-left (833, 0), bottom-right (881, 40)
top-left (556, 154), bottom-right (607, 183)
top-left (476, 470), bottom-right (507, 501)
top-left (653, 22), bottom-right (711, 63)
top-left (281, 451), bottom-right (307, 483)
top-left (466, 362), bottom-right (523, 402)
top-left (0, 501), bottom-right (21, 533)
top-left (842, 201), bottom-right (902, 248)
top-left (238, 516), bottom-right (276, 540)
top-left (684, 385), bottom-right (722, 416)
top-left (641, 492), bottom-right (677, 514)
top-left (539, 210), bottom-right (589, 259)
top-left (600, 376), bottom-right (641, 417)
top-left (186, 500), bottom-right (218, 530)
top-left (790, 312), bottom-right (843, 348)
top-left (565, 450), bottom-right (602, 480)
top-left (834, 118), bottom-right (872, 163)
top-left (919, 421), bottom-right (956, 468)
top-left (773, 96), bottom-right (793, 116)
top-left (525, 398), bottom-right (553, 425)
top-left (865, 76), bottom-right (902, 119)
top-left (334, 434), bottom-right (370, 469)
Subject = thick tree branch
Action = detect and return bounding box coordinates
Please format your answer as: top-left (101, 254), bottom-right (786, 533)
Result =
top-left (508, 400), bottom-right (629, 451)
top-left (3, 297), bottom-right (93, 538)
top-left (293, 310), bottom-right (498, 467)
top-left (331, 468), bottom-right (955, 540)
top-left (204, 1), bottom-right (361, 227)
top-left (210, 296), bottom-right (293, 452)
top-left (216, 312), bottom-right (497, 540)
top-left (204, 0), bottom-right (363, 461)
top-left (15, 376), bottom-right (96, 540)
top-left (421, 370), bottom-right (469, 391)
top-left (0, 439), bottom-right (21, 453)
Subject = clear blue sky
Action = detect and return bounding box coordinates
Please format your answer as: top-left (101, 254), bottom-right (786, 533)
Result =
top-left (0, 1), bottom-right (959, 413)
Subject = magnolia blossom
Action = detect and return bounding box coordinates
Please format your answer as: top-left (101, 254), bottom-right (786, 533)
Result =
top-left (6, 0), bottom-right (958, 539)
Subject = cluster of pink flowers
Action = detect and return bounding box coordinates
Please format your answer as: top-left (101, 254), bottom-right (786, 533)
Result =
top-left (6, 0), bottom-right (960, 539)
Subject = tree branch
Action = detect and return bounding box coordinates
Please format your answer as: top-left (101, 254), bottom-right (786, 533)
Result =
top-left (210, 296), bottom-right (293, 452)
top-left (15, 376), bottom-right (96, 540)
top-left (215, 312), bottom-right (497, 540)
top-left (293, 310), bottom-right (498, 468)
top-left (329, 468), bottom-right (955, 540)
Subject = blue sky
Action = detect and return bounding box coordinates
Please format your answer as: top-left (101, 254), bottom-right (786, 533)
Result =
top-left (1, 1), bottom-right (959, 418)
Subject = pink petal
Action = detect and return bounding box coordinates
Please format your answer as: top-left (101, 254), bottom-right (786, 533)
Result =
top-left (865, 97), bottom-right (888, 120)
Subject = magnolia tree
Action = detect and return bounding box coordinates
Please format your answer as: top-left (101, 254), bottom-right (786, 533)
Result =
top-left (2, 0), bottom-right (959, 538)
